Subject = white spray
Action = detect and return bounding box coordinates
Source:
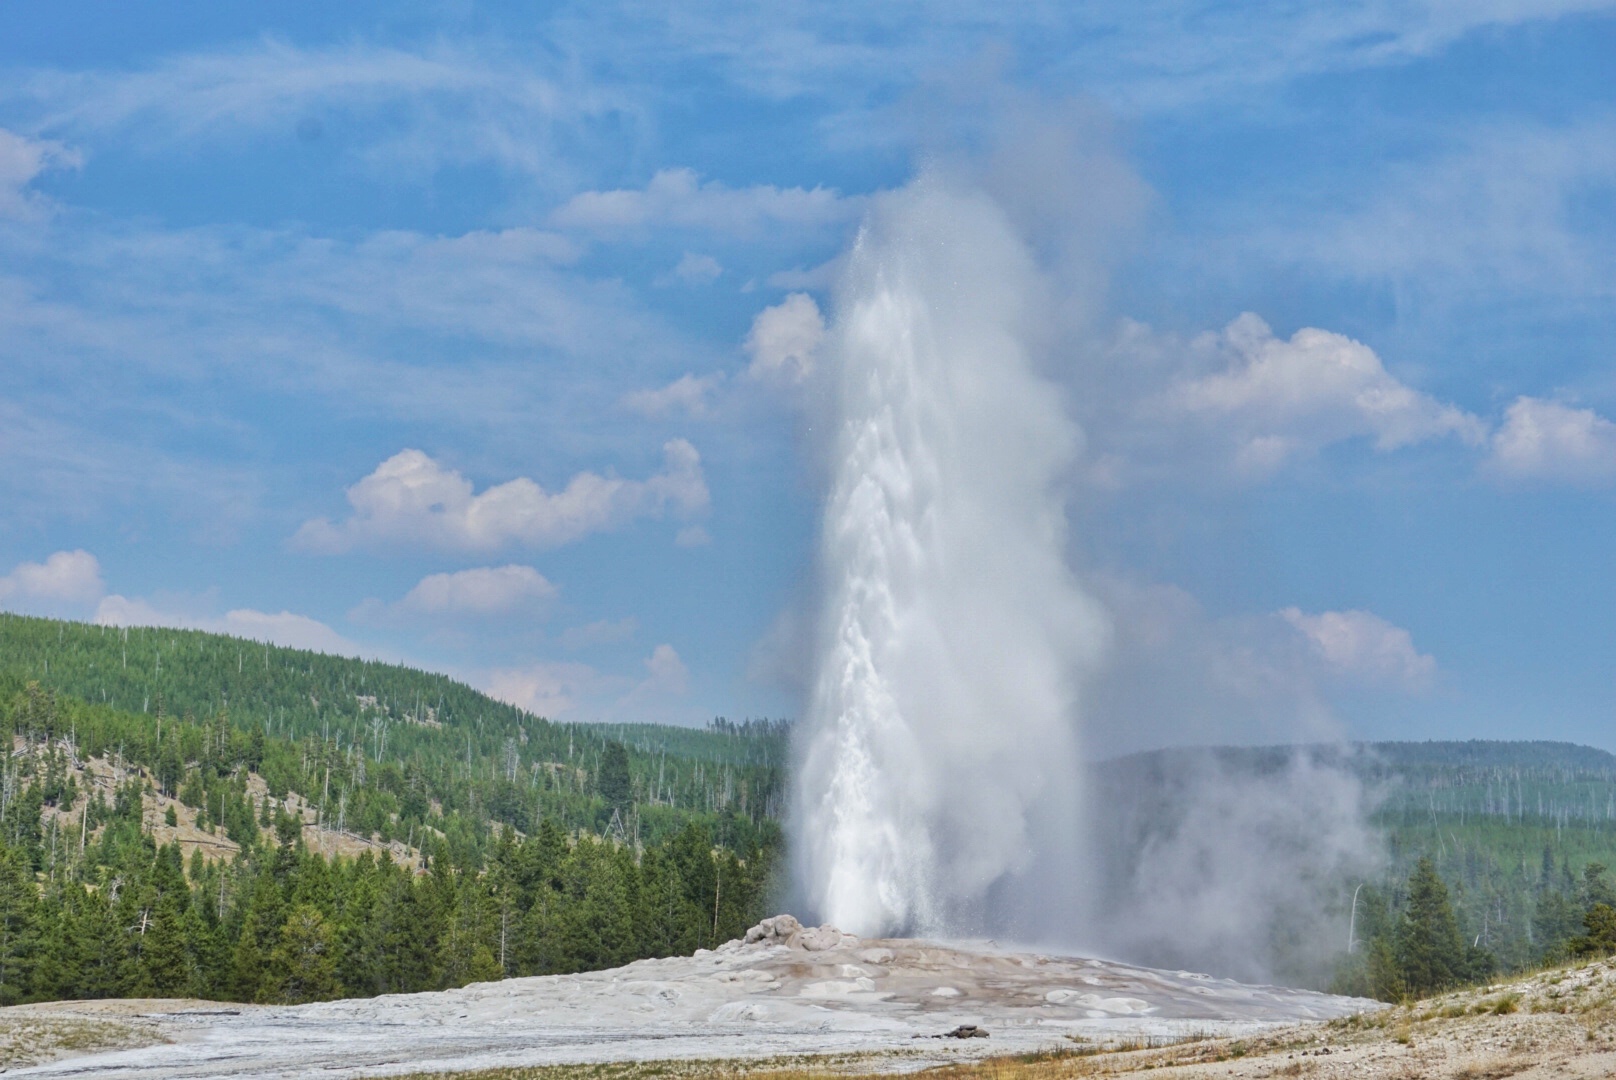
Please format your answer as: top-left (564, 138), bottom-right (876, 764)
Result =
top-left (795, 174), bottom-right (1108, 938)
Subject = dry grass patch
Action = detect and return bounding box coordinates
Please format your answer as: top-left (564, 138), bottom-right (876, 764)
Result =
top-left (1449, 1058), bottom-right (1530, 1080)
top-left (0, 1014), bottom-right (164, 1068)
top-left (394, 1053), bottom-right (928, 1080)
top-left (391, 1033), bottom-right (1315, 1080)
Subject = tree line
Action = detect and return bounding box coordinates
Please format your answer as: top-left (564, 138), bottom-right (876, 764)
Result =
top-left (0, 674), bottom-right (782, 1006)
top-left (1336, 853), bottom-right (1616, 1001)
top-left (0, 804), bottom-right (772, 1005)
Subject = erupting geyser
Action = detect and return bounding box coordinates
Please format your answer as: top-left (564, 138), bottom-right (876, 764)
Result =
top-left (795, 175), bottom-right (1108, 939)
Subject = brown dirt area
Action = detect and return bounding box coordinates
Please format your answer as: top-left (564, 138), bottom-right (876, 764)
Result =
top-left (22, 736), bottom-right (426, 870)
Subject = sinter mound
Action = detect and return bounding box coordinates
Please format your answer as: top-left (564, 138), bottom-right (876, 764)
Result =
top-left (0, 915), bottom-right (1376, 1078)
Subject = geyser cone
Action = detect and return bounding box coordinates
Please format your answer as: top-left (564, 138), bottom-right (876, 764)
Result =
top-left (795, 174), bottom-right (1107, 940)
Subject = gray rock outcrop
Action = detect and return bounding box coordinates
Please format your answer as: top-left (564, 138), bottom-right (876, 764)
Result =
top-left (740, 914), bottom-right (849, 952)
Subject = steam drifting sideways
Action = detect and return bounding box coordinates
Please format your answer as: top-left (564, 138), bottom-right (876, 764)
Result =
top-left (795, 174), bottom-right (1109, 939)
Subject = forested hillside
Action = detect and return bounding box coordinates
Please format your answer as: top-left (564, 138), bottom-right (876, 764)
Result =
top-left (0, 614), bottom-right (785, 1006)
top-left (5, 611), bottom-right (1616, 1007)
top-left (1356, 739), bottom-right (1616, 988)
top-left (0, 613), bottom-right (787, 847)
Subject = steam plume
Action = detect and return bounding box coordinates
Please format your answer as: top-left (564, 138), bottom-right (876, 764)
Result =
top-left (794, 173), bottom-right (1107, 937)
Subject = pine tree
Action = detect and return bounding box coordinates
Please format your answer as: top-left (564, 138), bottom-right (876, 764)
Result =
top-left (231, 911), bottom-right (267, 1002)
top-left (30, 889), bottom-right (78, 1002)
top-left (1396, 856), bottom-right (1467, 997)
top-left (0, 845), bottom-right (36, 1004)
top-left (71, 889), bottom-right (127, 999)
top-left (269, 904), bottom-right (337, 1003)
top-left (597, 742), bottom-right (632, 814)
top-left (1573, 904), bottom-right (1616, 957)
top-left (133, 851), bottom-right (194, 997)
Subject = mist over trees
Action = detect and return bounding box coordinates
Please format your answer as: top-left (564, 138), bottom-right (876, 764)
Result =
top-left (1093, 743), bottom-right (1616, 997)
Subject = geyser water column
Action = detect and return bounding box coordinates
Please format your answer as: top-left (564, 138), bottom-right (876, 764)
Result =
top-left (795, 175), bottom-right (1108, 939)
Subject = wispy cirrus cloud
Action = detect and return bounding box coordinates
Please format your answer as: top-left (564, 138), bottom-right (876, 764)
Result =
top-left (0, 215), bottom-right (703, 455)
top-left (561, 616), bottom-right (638, 649)
top-left (554, 1), bottom-right (1616, 116)
top-left (0, 127), bottom-right (79, 218)
top-left (4, 38), bottom-right (637, 188)
top-left (550, 167), bottom-right (859, 237)
top-left (1243, 116), bottom-right (1616, 298)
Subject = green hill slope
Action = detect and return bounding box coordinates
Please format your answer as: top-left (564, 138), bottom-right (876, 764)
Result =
top-left (9, 608), bottom-right (1615, 1005)
top-left (0, 613), bottom-right (787, 1008)
top-left (0, 612), bottom-right (787, 847)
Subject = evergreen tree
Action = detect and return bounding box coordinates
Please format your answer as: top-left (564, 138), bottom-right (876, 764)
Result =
top-left (72, 889), bottom-right (128, 999)
top-left (1573, 903), bottom-right (1616, 957)
top-left (133, 848), bottom-right (194, 996)
top-left (230, 911), bottom-right (267, 1003)
top-left (597, 742), bottom-right (632, 814)
top-left (0, 845), bottom-right (36, 1004)
top-left (1395, 856), bottom-right (1467, 997)
top-left (269, 904), bottom-right (337, 1003)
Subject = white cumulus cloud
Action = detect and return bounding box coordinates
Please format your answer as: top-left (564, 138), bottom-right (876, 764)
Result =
top-left (94, 595), bottom-right (371, 657)
top-left (667, 252), bottom-right (722, 285)
top-left (745, 292), bottom-right (824, 386)
top-left (621, 373), bottom-right (721, 418)
top-left (0, 550), bottom-right (105, 608)
top-left (643, 643), bottom-right (689, 694)
top-left (373, 564), bottom-right (558, 620)
top-left (1281, 607), bottom-right (1436, 686)
top-left (1488, 396), bottom-right (1616, 484)
top-left (483, 659), bottom-right (607, 718)
top-left (292, 441), bottom-right (709, 554)
top-left (485, 643), bottom-right (691, 721)
top-left (549, 168), bottom-right (856, 236)
top-left (1166, 314), bottom-right (1485, 474)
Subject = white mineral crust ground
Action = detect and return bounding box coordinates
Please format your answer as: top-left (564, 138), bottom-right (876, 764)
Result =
top-left (7, 917), bottom-right (1377, 1078)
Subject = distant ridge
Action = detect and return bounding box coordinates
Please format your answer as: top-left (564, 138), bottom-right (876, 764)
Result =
top-left (1096, 739), bottom-right (1616, 774)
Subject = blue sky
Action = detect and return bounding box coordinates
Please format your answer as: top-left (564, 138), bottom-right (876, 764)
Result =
top-left (1, 2), bottom-right (1614, 749)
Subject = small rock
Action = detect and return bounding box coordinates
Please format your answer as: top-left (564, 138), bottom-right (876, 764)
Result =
top-left (940, 1024), bottom-right (989, 1039)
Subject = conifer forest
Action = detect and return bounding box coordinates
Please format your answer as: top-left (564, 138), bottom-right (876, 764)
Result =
top-left (0, 613), bottom-right (785, 1004)
top-left (2, 611), bottom-right (1616, 1006)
